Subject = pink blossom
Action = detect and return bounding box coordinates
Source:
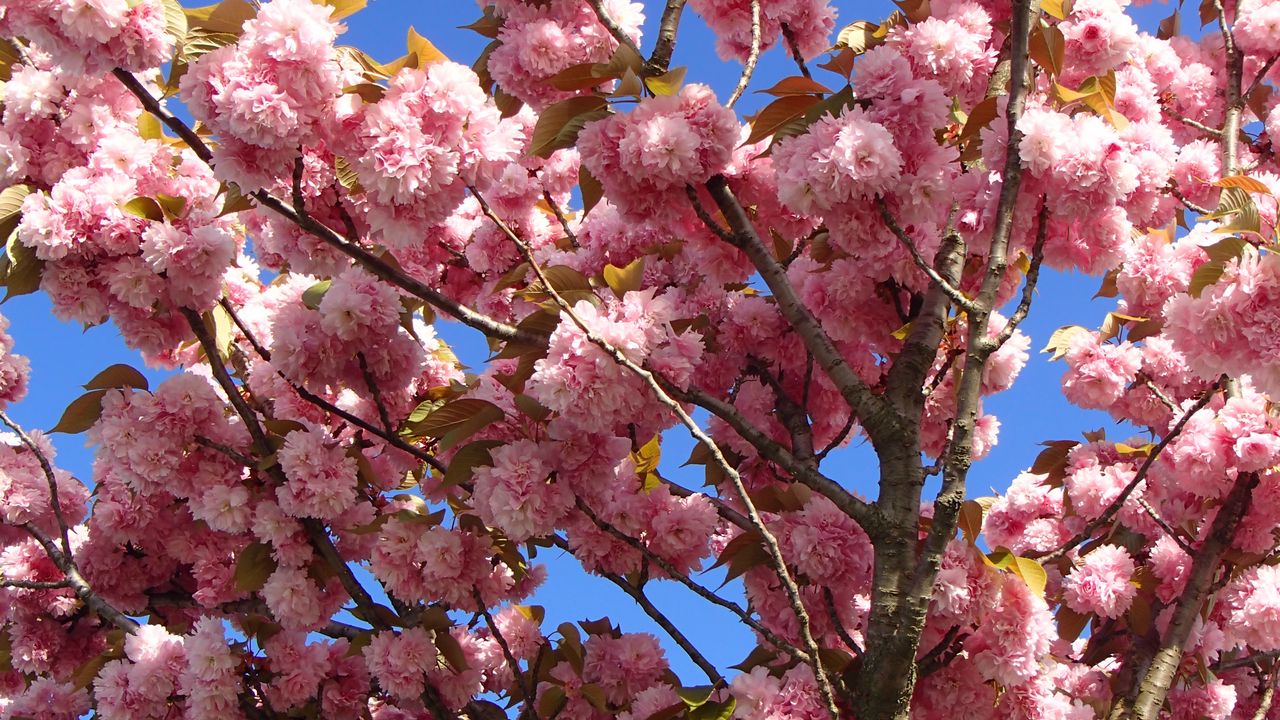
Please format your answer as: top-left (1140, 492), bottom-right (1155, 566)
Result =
top-left (1063, 544), bottom-right (1137, 619)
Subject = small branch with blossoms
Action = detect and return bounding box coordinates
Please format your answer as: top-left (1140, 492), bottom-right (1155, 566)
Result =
top-left (0, 409), bottom-right (73, 555)
top-left (475, 185), bottom-right (839, 716)
top-left (1037, 377), bottom-right (1224, 562)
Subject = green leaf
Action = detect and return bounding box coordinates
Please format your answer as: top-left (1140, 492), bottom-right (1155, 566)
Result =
top-left (602, 257), bottom-right (645, 298)
top-left (2, 229), bottom-right (43, 302)
top-left (121, 197), bottom-right (164, 221)
top-left (84, 364), bottom-right (150, 392)
top-left (49, 390), bottom-right (108, 434)
top-left (0, 184), bottom-right (31, 241)
top-left (579, 165), bottom-right (604, 216)
top-left (161, 0), bottom-right (188, 43)
top-left (1041, 325), bottom-right (1089, 361)
top-left (530, 96), bottom-right (611, 158)
top-left (234, 542), bottom-right (277, 593)
top-left (321, 0), bottom-right (367, 20)
top-left (756, 76), bottom-right (832, 96)
top-left (440, 439), bottom-right (503, 489)
top-left (435, 630), bottom-right (469, 671)
top-left (677, 686), bottom-right (716, 708)
top-left (1011, 556), bottom-right (1048, 596)
top-left (691, 698), bottom-right (736, 720)
top-left (302, 280), bottom-right (332, 310)
top-left (405, 398), bottom-right (504, 447)
top-left (744, 94), bottom-right (822, 146)
top-left (406, 26), bottom-right (448, 65)
top-left (219, 183), bottom-right (255, 216)
top-left (958, 499), bottom-right (986, 544)
top-left (644, 66), bottom-right (687, 96)
top-left (184, 0), bottom-right (257, 34)
top-left (832, 20), bottom-right (885, 55)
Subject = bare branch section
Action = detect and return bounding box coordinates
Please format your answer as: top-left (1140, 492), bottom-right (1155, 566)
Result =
top-left (726, 0), bottom-right (762, 108)
top-left (646, 0), bottom-right (688, 74)
top-left (474, 188), bottom-right (839, 718)
top-left (574, 499), bottom-right (810, 662)
top-left (876, 197), bottom-right (977, 315)
top-left (1126, 471), bottom-right (1257, 719)
top-left (597, 566), bottom-right (724, 684)
top-left (586, 0), bottom-right (643, 59)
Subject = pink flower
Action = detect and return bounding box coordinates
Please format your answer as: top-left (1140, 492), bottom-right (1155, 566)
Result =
top-left (1063, 544), bottom-right (1137, 619)
top-left (578, 84), bottom-right (738, 222)
top-left (363, 627), bottom-right (437, 699)
top-left (471, 440), bottom-right (571, 542)
top-left (276, 427), bottom-right (358, 521)
top-left (772, 107), bottom-right (904, 216)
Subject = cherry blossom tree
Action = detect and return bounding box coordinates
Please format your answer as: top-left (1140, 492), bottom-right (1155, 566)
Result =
top-left (0, 0), bottom-right (1279, 718)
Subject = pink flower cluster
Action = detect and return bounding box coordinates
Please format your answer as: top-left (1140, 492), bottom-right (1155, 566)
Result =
top-left (0, 314), bottom-right (29, 408)
top-left (93, 625), bottom-right (186, 720)
top-left (578, 84), bottom-right (739, 222)
top-left (1059, 331), bottom-right (1143, 410)
top-left (1062, 544), bottom-right (1137, 618)
top-left (772, 107), bottom-right (904, 217)
top-left (276, 427), bottom-right (358, 521)
top-left (471, 439), bottom-right (572, 542)
top-left (486, 0), bottom-right (644, 109)
top-left (1165, 252), bottom-right (1280, 398)
top-left (1234, 0), bottom-right (1280, 58)
top-left (0, 0), bottom-right (172, 73)
top-left (181, 0), bottom-right (344, 189)
top-left (346, 60), bottom-right (523, 245)
top-left (528, 290), bottom-right (703, 438)
top-left (689, 0), bottom-right (836, 62)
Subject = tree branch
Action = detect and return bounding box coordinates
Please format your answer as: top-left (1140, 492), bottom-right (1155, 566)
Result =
top-left (0, 410), bottom-right (73, 556)
top-left (1037, 378), bottom-right (1223, 561)
top-left (725, 0), bottom-right (762, 108)
top-left (586, 0), bottom-right (643, 59)
top-left (703, 175), bottom-right (903, 451)
top-left (476, 188), bottom-right (834, 712)
top-left (646, 0), bottom-right (688, 75)
top-left (19, 522), bottom-right (138, 634)
top-left (875, 197), bottom-right (977, 315)
top-left (599, 567), bottom-right (724, 684)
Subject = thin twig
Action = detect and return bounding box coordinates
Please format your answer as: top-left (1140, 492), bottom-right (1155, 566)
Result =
top-left (1, 578), bottom-right (72, 590)
top-left (302, 519), bottom-right (399, 630)
top-left (1037, 378), bottom-right (1224, 561)
top-left (0, 410), bottom-right (73, 556)
top-left (586, 0), bottom-right (643, 59)
top-left (1162, 105), bottom-right (1225, 138)
top-left (115, 68), bottom-right (532, 345)
top-left (726, 0), bottom-right (762, 108)
top-left (685, 185), bottom-right (736, 242)
top-left (541, 189), bottom-right (578, 248)
top-left (994, 198), bottom-right (1050, 345)
top-left (875, 197), bottom-right (978, 314)
top-left (357, 353), bottom-right (395, 434)
top-left (600, 568), bottom-right (724, 684)
top-left (1135, 497), bottom-right (1196, 556)
top-left (475, 591), bottom-right (538, 714)
top-left (195, 435), bottom-right (256, 467)
top-left (780, 23), bottom-right (812, 78)
top-left (1168, 183), bottom-right (1211, 216)
top-left (574, 500), bottom-right (808, 661)
top-left (19, 523), bottom-right (138, 633)
top-left (823, 587), bottom-right (862, 657)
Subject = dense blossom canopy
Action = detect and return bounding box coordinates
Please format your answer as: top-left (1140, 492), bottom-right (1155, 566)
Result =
top-left (0, 0), bottom-right (1279, 719)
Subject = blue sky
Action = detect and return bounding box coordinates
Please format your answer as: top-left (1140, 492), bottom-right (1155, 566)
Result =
top-left (3, 0), bottom-right (1178, 680)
